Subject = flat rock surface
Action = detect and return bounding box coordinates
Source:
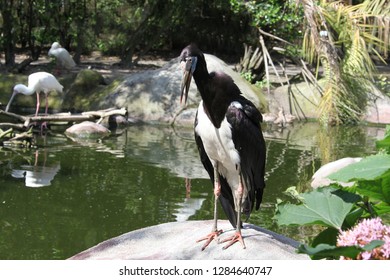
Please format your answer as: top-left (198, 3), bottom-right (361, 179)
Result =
top-left (69, 220), bottom-right (309, 260)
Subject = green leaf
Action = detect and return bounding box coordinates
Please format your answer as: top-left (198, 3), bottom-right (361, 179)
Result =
top-left (328, 154), bottom-right (390, 182)
top-left (363, 240), bottom-right (385, 251)
top-left (356, 175), bottom-right (390, 205)
top-left (376, 137), bottom-right (390, 152)
top-left (297, 243), bottom-right (358, 260)
top-left (275, 187), bottom-right (355, 229)
top-left (372, 202), bottom-right (390, 216)
top-left (298, 240), bottom-right (385, 260)
top-left (343, 207), bottom-right (364, 229)
top-left (311, 227), bottom-right (339, 247)
top-left (376, 125), bottom-right (390, 152)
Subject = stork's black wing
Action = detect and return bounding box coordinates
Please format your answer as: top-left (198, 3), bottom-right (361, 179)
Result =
top-left (225, 97), bottom-right (266, 220)
top-left (194, 112), bottom-right (238, 229)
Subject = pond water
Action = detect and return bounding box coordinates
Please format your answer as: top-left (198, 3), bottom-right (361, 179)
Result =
top-left (0, 122), bottom-right (385, 259)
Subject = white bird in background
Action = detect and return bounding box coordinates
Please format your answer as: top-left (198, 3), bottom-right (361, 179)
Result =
top-left (311, 157), bottom-right (362, 188)
top-left (5, 72), bottom-right (63, 116)
top-left (48, 42), bottom-right (76, 71)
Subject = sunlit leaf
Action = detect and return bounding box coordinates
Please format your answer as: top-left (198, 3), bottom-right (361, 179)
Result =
top-left (328, 154), bottom-right (390, 182)
top-left (275, 187), bottom-right (355, 229)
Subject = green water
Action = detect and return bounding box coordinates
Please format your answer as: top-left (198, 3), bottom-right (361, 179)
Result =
top-left (0, 122), bottom-right (384, 259)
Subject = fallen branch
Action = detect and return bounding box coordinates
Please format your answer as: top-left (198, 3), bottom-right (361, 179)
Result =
top-left (0, 107), bottom-right (128, 130)
top-left (0, 110), bottom-right (27, 122)
top-left (82, 107), bottom-right (127, 124)
top-left (0, 123), bottom-right (25, 130)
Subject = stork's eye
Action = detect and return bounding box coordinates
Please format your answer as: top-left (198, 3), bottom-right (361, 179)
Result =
top-left (180, 57), bottom-right (192, 71)
top-left (184, 58), bottom-right (193, 71)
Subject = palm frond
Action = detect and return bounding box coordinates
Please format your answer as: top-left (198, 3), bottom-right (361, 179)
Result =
top-left (297, 0), bottom-right (387, 125)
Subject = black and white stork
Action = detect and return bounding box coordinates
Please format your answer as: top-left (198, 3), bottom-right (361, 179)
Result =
top-left (179, 44), bottom-right (266, 250)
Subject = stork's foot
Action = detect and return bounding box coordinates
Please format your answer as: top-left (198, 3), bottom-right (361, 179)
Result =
top-left (221, 231), bottom-right (246, 250)
top-left (196, 229), bottom-right (223, 251)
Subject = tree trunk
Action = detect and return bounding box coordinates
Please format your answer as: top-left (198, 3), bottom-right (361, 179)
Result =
top-left (0, 1), bottom-right (15, 66)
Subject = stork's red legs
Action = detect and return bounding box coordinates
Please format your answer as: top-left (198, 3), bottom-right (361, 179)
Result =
top-left (220, 172), bottom-right (246, 250)
top-left (196, 164), bottom-right (223, 250)
top-left (197, 167), bottom-right (248, 250)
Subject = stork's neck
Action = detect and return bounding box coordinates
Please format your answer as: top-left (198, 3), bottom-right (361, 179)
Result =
top-left (192, 59), bottom-right (229, 128)
top-left (192, 60), bottom-right (213, 103)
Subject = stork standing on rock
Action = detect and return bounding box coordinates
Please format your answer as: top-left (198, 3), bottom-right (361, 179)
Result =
top-left (179, 44), bottom-right (266, 250)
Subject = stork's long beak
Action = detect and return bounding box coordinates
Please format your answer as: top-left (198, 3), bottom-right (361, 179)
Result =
top-left (5, 91), bottom-right (17, 112)
top-left (180, 56), bottom-right (197, 104)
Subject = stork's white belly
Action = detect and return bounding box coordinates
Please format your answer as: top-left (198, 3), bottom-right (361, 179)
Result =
top-left (195, 101), bottom-right (241, 188)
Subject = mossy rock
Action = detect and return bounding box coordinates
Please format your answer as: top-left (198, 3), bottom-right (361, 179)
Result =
top-left (62, 69), bottom-right (107, 111)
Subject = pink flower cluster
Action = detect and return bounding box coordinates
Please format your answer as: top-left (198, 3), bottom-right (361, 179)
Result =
top-left (337, 217), bottom-right (390, 260)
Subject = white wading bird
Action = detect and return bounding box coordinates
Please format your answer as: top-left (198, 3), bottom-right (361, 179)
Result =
top-left (48, 42), bottom-right (76, 71)
top-left (5, 71), bottom-right (63, 116)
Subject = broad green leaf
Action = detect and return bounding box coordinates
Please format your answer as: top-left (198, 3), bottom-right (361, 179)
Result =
top-left (298, 240), bottom-right (385, 260)
top-left (298, 243), bottom-right (359, 260)
top-left (328, 154), bottom-right (390, 182)
top-left (275, 188), bottom-right (355, 229)
top-left (376, 125), bottom-right (390, 152)
top-left (356, 174), bottom-right (390, 205)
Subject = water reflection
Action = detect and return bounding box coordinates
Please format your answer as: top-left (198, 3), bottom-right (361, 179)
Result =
top-left (174, 197), bottom-right (206, 222)
top-left (119, 125), bottom-right (209, 179)
top-left (9, 150), bottom-right (60, 187)
top-left (0, 122), bottom-right (386, 259)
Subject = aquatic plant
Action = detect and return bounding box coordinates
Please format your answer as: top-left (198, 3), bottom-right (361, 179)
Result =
top-left (275, 125), bottom-right (390, 259)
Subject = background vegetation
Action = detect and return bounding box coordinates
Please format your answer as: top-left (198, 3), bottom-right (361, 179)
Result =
top-left (0, 0), bottom-right (389, 124)
top-left (0, 0), bottom-right (318, 66)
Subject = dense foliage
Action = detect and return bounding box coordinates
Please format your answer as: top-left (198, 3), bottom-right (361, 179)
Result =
top-left (0, 0), bottom-right (388, 124)
top-left (0, 0), bottom-right (302, 66)
top-left (275, 125), bottom-right (390, 260)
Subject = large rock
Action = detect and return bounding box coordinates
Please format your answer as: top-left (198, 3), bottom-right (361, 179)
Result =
top-left (266, 80), bottom-right (324, 121)
top-left (267, 79), bottom-right (390, 124)
top-left (65, 121), bottom-right (110, 140)
top-left (100, 55), bottom-right (265, 126)
top-left (69, 220), bottom-right (308, 260)
top-left (365, 94), bottom-right (390, 124)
